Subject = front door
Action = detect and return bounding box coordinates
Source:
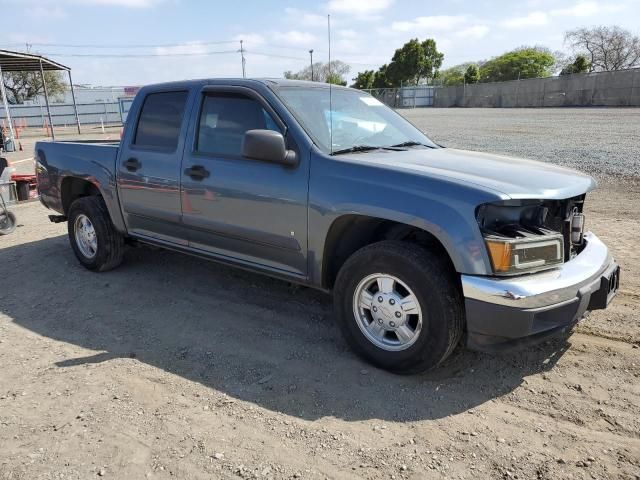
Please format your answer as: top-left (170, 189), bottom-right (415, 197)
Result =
top-left (117, 89), bottom-right (191, 245)
top-left (181, 87), bottom-right (308, 276)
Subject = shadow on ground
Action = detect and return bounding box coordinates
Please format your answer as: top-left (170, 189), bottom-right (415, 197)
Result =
top-left (0, 235), bottom-right (571, 422)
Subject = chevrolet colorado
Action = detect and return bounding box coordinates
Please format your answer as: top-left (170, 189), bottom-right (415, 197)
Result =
top-left (35, 79), bottom-right (620, 373)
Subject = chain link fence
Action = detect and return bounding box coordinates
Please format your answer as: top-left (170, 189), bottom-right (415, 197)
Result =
top-left (362, 86), bottom-right (436, 108)
top-left (1, 101), bottom-right (124, 135)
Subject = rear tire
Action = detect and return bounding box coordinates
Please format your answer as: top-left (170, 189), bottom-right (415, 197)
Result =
top-left (0, 211), bottom-right (16, 235)
top-left (334, 241), bottom-right (464, 374)
top-left (67, 196), bottom-right (124, 272)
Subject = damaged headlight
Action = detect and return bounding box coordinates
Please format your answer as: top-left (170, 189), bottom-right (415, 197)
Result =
top-left (476, 199), bottom-right (576, 275)
top-left (484, 233), bottom-right (564, 275)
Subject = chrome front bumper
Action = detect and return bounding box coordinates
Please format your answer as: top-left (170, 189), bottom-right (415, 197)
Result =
top-left (461, 232), bottom-right (619, 351)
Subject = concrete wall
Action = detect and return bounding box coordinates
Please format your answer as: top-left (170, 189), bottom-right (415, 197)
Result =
top-left (434, 69), bottom-right (640, 108)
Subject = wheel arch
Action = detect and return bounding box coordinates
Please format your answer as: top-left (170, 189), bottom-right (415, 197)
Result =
top-left (60, 176), bottom-right (101, 215)
top-left (59, 175), bottom-right (127, 234)
top-left (321, 214), bottom-right (460, 290)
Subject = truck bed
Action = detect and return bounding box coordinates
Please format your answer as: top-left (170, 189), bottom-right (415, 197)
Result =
top-left (35, 140), bottom-right (120, 215)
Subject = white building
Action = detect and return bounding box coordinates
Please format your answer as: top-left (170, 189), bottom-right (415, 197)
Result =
top-left (23, 85), bottom-right (136, 106)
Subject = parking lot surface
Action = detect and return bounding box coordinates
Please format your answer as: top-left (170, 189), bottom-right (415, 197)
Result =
top-left (1, 109), bottom-right (639, 479)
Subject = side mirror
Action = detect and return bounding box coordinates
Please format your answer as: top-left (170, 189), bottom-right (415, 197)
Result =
top-left (242, 130), bottom-right (298, 167)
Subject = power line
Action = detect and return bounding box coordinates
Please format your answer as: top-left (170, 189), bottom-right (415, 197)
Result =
top-left (1, 40), bottom-right (237, 49)
top-left (1, 40), bottom-right (326, 52)
top-left (1, 39), bottom-right (489, 69)
top-left (5, 44), bottom-right (384, 74)
top-left (37, 50), bottom-right (239, 58)
top-left (1, 40), bottom-right (378, 66)
top-left (37, 50), bottom-right (314, 61)
top-left (261, 43), bottom-right (327, 54)
top-left (248, 51), bottom-right (308, 61)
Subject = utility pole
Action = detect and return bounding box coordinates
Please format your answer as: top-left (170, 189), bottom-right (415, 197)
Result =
top-left (309, 49), bottom-right (314, 81)
top-left (239, 40), bottom-right (246, 78)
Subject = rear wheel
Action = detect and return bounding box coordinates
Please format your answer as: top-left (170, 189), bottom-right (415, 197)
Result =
top-left (0, 211), bottom-right (16, 235)
top-left (334, 241), bottom-right (464, 374)
top-left (67, 196), bottom-right (124, 271)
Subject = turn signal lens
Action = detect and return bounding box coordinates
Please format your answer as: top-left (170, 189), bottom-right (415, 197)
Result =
top-left (486, 240), bottom-right (513, 273)
top-left (484, 234), bottom-right (564, 275)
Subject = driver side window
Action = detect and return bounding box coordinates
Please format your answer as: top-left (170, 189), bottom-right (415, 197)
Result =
top-left (196, 94), bottom-right (281, 157)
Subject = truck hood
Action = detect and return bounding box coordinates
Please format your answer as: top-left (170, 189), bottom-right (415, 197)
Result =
top-left (343, 147), bottom-right (596, 200)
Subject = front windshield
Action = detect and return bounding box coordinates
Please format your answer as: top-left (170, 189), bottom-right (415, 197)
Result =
top-left (276, 86), bottom-right (437, 154)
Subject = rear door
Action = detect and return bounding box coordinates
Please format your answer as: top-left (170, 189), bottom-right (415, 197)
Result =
top-left (117, 88), bottom-right (192, 244)
top-left (180, 85), bottom-right (309, 276)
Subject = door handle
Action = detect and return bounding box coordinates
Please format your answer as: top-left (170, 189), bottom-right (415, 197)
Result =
top-left (124, 158), bottom-right (141, 172)
top-left (184, 165), bottom-right (210, 180)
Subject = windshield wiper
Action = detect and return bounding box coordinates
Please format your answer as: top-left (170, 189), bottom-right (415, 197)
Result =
top-left (331, 145), bottom-right (381, 155)
top-left (388, 141), bottom-right (430, 148)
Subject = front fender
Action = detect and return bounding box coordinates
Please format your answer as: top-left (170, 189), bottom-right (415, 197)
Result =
top-left (308, 153), bottom-right (506, 284)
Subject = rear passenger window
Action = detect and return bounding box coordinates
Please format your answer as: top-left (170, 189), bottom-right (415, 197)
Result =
top-left (133, 91), bottom-right (188, 150)
top-left (197, 94), bottom-right (282, 156)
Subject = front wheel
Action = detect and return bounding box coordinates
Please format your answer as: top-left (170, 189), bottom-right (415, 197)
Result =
top-left (334, 241), bottom-right (464, 374)
top-left (67, 196), bottom-right (124, 271)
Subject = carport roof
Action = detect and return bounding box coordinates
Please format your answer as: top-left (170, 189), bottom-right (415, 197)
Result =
top-left (0, 49), bottom-right (70, 72)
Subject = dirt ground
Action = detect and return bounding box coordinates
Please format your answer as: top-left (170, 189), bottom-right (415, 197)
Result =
top-left (1, 113), bottom-right (639, 479)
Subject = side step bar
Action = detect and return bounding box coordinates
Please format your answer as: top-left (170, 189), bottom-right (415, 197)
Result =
top-left (48, 215), bottom-right (68, 223)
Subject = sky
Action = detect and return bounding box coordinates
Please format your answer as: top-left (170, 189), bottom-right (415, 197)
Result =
top-left (1, 0), bottom-right (639, 86)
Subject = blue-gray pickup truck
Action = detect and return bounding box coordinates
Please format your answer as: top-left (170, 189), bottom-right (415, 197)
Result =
top-left (35, 79), bottom-right (620, 373)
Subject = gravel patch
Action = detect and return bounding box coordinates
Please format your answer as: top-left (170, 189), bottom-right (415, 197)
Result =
top-left (400, 107), bottom-right (640, 179)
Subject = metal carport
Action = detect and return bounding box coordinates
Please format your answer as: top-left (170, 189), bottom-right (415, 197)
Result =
top-left (0, 49), bottom-right (81, 145)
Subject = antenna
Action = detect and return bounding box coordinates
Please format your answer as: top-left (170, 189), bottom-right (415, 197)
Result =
top-left (327, 14), bottom-right (333, 154)
top-left (239, 40), bottom-right (246, 78)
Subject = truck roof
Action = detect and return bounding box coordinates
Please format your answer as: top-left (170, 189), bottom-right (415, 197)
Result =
top-left (138, 78), bottom-right (352, 92)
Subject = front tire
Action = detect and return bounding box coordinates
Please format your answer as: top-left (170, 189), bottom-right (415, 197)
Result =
top-left (67, 196), bottom-right (124, 272)
top-left (334, 241), bottom-right (464, 374)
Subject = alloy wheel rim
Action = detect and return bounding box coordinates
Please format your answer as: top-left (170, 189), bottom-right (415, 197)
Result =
top-left (74, 214), bottom-right (98, 259)
top-left (353, 273), bottom-right (423, 351)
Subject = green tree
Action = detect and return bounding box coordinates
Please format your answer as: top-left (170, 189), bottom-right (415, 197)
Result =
top-left (437, 63), bottom-right (478, 86)
top-left (388, 38), bottom-right (423, 85)
top-left (420, 39), bottom-right (444, 82)
top-left (464, 64), bottom-right (480, 84)
top-left (385, 38), bottom-right (444, 86)
top-left (351, 70), bottom-right (376, 89)
top-left (2, 70), bottom-right (67, 104)
top-left (439, 66), bottom-right (465, 86)
top-left (560, 55), bottom-right (591, 75)
top-left (325, 72), bottom-right (347, 86)
top-left (284, 60), bottom-right (350, 84)
top-left (372, 64), bottom-right (394, 88)
top-left (479, 47), bottom-right (556, 82)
